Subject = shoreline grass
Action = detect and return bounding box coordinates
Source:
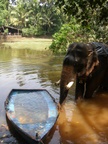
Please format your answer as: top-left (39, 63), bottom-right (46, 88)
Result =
top-left (2, 37), bottom-right (52, 51)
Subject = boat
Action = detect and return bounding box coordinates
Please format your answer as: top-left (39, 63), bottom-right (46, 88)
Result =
top-left (5, 89), bottom-right (58, 144)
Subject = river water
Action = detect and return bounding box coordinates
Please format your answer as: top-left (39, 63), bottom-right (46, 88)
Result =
top-left (0, 47), bottom-right (108, 144)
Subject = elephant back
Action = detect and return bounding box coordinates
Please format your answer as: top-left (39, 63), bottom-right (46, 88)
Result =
top-left (91, 42), bottom-right (108, 56)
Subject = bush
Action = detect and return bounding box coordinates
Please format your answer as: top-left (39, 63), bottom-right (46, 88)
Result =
top-left (22, 26), bottom-right (44, 37)
top-left (49, 19), bottom-right (108, 54)
top-left (49, 20), bottom-right (81, 54)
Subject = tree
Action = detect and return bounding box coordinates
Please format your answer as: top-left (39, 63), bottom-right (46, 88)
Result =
top-left (39, 0), bottom-right (63, 35)
top-left (54, 0), bottom-right (108, 44)
top-left (56, 0), bottom-right (108, 26)
top-left (9, 0), bottom-right (66, 36)
top-left (10, 0), bottom-right (32, 28)
top-left (0, 0), bottom-right (9, 27)
top-left (49, 0), bottom-right (108, 54)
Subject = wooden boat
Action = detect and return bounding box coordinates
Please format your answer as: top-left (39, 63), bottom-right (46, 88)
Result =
top-left (5, 89), bottom-right (58, 144)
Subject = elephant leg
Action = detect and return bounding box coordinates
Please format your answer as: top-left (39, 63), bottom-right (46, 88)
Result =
top-left (75, 77), bottom-right (85, 100)
top-left (84, 70), bottom-right (106, 98)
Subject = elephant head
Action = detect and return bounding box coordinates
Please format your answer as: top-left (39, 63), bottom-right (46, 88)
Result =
top-left (59, 42), bottom-right (99, 104)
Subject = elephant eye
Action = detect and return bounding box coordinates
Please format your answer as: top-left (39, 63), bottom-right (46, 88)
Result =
top-left (78, 64), bottom-right (84, 71)
top-left (74, 62), bottom-right (86, 73)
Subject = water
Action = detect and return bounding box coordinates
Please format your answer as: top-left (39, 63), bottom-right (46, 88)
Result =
top-left (0, 47), bottom-right (108, 144)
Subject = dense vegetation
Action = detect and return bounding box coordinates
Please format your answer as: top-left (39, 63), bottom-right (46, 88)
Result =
top-left (0, 0), bottom-right (66, 36)
top-left (0, 0), bottom-right (108, 53)
top-left (50, 0), bottom-right (108, 53)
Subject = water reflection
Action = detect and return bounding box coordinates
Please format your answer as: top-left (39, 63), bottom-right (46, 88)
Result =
top-left (0, 48), bottom-right (62, 124)
top-left (0, 48), bottom-right (108, 144)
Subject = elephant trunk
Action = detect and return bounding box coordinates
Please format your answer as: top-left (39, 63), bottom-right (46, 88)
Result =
top-left (59, 65), bottom-right (75, 104)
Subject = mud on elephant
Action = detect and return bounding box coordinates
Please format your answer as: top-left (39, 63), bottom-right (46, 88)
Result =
top-left (59, 42), bottom-right (108, 104)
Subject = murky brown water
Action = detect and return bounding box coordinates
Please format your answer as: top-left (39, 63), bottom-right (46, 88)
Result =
top-left (0, 47), bottom-right (108, 144)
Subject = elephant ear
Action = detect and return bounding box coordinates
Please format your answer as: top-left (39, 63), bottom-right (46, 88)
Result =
top-left (86, 44), bottom-right (99, 76)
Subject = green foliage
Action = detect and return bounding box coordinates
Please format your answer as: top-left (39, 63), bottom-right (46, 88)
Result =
top-left (9, 0), bottom-right (65, 36)
top-left (49, 22), bottom-right (79, 53)
top-left (22, 28), bottom-right (33, 37)
top-left (49, 0), bottom-right (108, 54)
top-left (56, 0), bottom-right (108, 26)
top-left (0, 0), bottom-right (9, 27)
top-left (49, 17), bottom-right (108, 54)
top-left (0, 0), bottom-right (107, 43)
top-left (0, 0), bottom-right (66, 36)
top-left (49, 18), bottom-right (83, 53)
top-left (4, 28), bottom-right (8, 34)
top-left (22, 25), bottom-right (44, 37)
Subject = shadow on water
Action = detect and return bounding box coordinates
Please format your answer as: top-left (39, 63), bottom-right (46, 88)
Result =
top-left (0, 47), bottom-right (108, 144)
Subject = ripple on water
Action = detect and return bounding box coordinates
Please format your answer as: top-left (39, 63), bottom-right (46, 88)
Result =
top-left (0, 48), bottom-right (108, 144)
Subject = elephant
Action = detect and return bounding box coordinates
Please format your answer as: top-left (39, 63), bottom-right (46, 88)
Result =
top-left (59, 42), bottom-right (108, 104)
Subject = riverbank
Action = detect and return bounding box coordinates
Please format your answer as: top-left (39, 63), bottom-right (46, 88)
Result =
top-left (1, 35), bottom-right (52, 51)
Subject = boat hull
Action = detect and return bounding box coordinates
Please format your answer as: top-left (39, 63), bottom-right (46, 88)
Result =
top-left (5, 89), bottom-right (58, 143)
